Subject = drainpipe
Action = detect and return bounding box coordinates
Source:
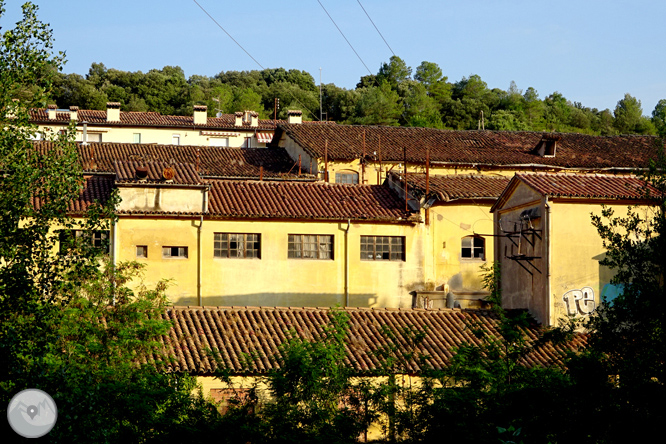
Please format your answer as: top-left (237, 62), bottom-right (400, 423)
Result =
top-left (197, 189), bottom-right (206, 306)
top-left (544, 197), bottom-right (552, 326)
top-left (111, 218), bottom-right (118, 306)
top-left (344, 219), bottom-right (351, 307)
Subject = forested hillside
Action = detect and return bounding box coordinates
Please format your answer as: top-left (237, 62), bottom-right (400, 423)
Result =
top-left (51, 56), bottom-right (666, 136)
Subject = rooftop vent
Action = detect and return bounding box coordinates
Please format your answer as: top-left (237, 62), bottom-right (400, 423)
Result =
top-left (162, 166), bottom-right (175, 181)
top-left (135, 166), bottom-right (149, 180)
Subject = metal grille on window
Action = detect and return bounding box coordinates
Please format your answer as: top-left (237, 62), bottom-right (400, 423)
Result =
top-left (360, 236), bottom-right (404, 261)
top-left (288, 234), bottom-right (333, 259)
top-left (214, 233), bottom-right (260, 258)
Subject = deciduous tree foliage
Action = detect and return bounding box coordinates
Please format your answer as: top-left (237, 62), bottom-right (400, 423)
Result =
top-left (0, 4), bottom-right (219, 442)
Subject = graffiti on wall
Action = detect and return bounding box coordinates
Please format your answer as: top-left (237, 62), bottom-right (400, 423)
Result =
top-left (562, 287), bottom-right (596, 316)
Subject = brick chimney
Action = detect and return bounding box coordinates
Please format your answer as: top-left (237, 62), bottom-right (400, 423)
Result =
top-left (234, 111), bottom-right (243, 127)
top-left (69, 106), bottom-right (78, 121)
top-left (47, 104), bottom-right (57, 120)
top-left (106, 102), bottom-right (121, 122)
top-left (287, 110), bottom-right (302, 124)
top-left (193, 105), bottom-right (207, 125)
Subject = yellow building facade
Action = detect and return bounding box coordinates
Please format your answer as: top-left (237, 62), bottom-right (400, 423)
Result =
top-left (30, 103), bottom-right (295, 148)
top-left (492, 173), bottom-right (657, 326)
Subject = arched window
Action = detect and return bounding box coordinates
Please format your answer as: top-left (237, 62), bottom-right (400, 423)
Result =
top-left (461, 235), bottom-right (485, 260)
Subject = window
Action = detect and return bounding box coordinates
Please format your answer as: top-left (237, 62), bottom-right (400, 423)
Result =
top-left (59, 230), bottom-right (110, 253)
top-left (136, 245), bottom-right (148, 258)
top-left (214, 233), bottom-right (260, 258)
top-left (288, 234), bottom-right (333, 260)
top-left (86, 133), bottom-right (102, 143)
top-left (360, 236), bottom-right (404, 261)
top-left (209, 137), bottom-right (229, 147)
top-left (133, 133), bottom-right (141, 143)
top-left (162, 246), bottom-right (188, 258)
top-left (461, 236), bottom-right (485, 260)
top-left (172, 134), bottom-right (180, 145)
top-left (335, 172), bottom-right (359, 184)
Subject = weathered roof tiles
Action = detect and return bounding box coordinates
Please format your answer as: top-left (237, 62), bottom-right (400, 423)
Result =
top-left (156, 306), bottom-right (588, 375)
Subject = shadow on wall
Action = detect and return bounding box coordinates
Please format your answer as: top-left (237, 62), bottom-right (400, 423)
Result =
top-left (172, 292), bottom-right (380, 308)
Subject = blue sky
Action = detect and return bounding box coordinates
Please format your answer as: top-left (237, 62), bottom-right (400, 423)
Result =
top-left (2, 0), bottom-right (665, 115)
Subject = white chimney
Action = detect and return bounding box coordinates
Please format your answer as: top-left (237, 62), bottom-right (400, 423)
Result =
top-left (69, 106), bottom-right (78, 121)
top-left (234, 111), bottom-right (243, 127)
top-left (249, 111), bottom-right (259, 128)
top-left (106, 102), bottom-right (120, 122)
top-left (287, 110), bottom-right (303, 124)
top-left (193, 105), bottom-right (207, 125)
top-left (47, 104), bottom-right (57, 120)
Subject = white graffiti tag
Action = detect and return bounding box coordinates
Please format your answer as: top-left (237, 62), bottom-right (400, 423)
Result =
top-left (562, 287), bottom-right (596, 316)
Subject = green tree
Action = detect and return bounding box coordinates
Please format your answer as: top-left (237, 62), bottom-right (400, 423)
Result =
top-left (0, 4), bottom-right (219, 441)
top-left (614, 93), bottom-right (645, 134)
top-left (376, 56), bottom-right (412, 96)
top-left (353, 81), bottom-right (402, 126)
top-left (652, 99), bottom-right (666, 136)
top-left (577, 151), bottom-right (666, 442)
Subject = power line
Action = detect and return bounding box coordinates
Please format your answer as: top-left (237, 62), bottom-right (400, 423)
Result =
top-left (316, 0), bottom-right (373, 75)
top-left (356, 0), bottom-right (395, 56)
top-left (191, 0), bottom-right (264, 70)
top-left (191, 0), bottom-right (319, 121)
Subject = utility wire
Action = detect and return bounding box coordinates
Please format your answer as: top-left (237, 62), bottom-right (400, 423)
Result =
top-left (316, 0), bottom-right (373, 75)
top-left (191, 0), bottom-right (319, 121)
top-left (192, 0), bottom-right (264, 70)
top-left (356, 0), bottom-right (395, 56)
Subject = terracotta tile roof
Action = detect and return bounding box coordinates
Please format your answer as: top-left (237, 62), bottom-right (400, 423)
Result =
top-left (29, 174), bottom-right (115, 214)
top-left (30, 108), bottom-right (282, 131)
top-left (206, 180), bottom-right (413, 222)
top-left (114, 160), bottom-right (202, 185)
top-left (156, 306), bottom-right (587, 375)
top-left (516, 173), bottom-right (662, 199)
top-left (395, 172), bottom-right (511, 201)
top-left (276, 124), bottom-right (664, 169)
top-left (32, 141), bottom-right (307, 180)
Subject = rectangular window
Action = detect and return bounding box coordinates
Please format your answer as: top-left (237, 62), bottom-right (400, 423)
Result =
top-left (162, 246), bottom-right (188, 258)
top-left (288, 234), bottom-right (333, 260)
top-left (172, 134), bottom-right (180, 145)
top-left (461, 236), bottom-right (485, 260)
top-left (133, 133), bottom-right (141, 143)
top-left (360, 236), bottom-right (404, 261)
top-left (214, 233), bottom-right (260, 258)
top-left (335, 172), bottom-right (359, 184)
top-left (136, 245), bottom-right (148, 258)
top-left (209, 137), bottom-right (229, 147)
top-left (59, 230), bottom-right (110, 254)
top-left (86, 133), bottom-right (102, 143)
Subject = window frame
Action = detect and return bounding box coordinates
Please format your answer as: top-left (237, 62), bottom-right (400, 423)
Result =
top-left (213, 233), bottom-right (261, 259)
top-left (59, 229), bottom-right (110, 254)
top-left (133, 133), bottom-right (141, 144)
top-left (335, 171), bottom-right (359, 184)
top-left (288, 234), bottom-right (334, 260)
top-left (136, 245), bottom-right (148, 258)
top-left (162, 246), bottom-right (188, 258)
top-left (461, 235), bottom-right (485, 260)
top-left (360, 235), bottom-right (405, 261)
